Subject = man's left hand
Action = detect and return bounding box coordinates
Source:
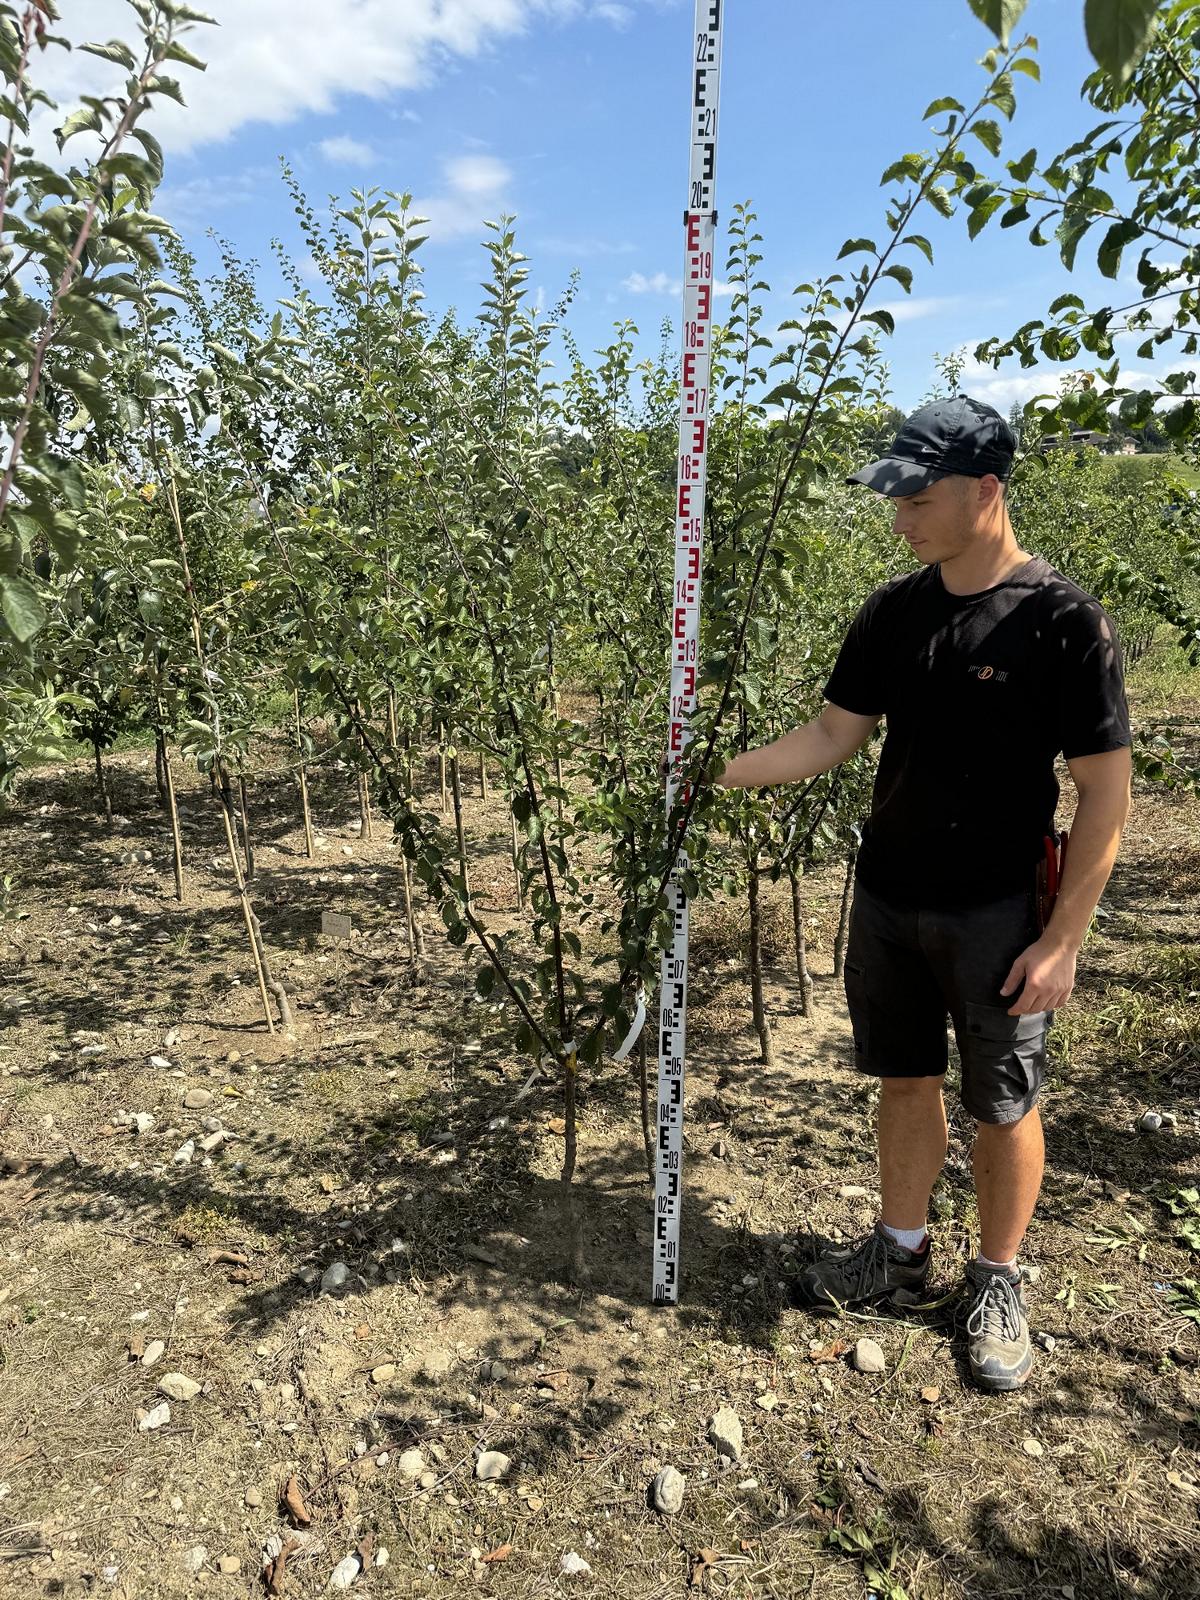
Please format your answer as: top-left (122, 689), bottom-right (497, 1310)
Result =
top-left (1000, 936), bottom-right (1077, 1015)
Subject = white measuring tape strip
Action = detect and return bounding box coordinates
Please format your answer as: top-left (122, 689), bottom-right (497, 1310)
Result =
top-left (652, 0), bottom-right (724, 1307)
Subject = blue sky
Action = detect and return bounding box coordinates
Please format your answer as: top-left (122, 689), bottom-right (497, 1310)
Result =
top-left (47, 0), bottom-right (1154, 413)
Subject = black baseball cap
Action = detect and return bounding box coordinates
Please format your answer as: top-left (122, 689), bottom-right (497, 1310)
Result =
top-left (847, 395), bottom-right (1017, 497)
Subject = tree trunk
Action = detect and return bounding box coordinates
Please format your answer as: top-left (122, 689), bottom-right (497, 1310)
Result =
top-left (154, 732), bottom-right (167, 807)
top-left (547, 625), bottom-right (564, 824)
top-left (833, 847), bottom-right (857, 982)
top-left (238, 775), bottom-right (254, 882)
top-left (450, 745), bottom-right (471, 914)
top-left (438, 722), bottom-right (448, 814)
top-left (159, 729), bottom-right (184, 903)
top-left (294, 689), bottom-right (315, 860)
top-left (561, 1042), bottom-right (584, 1283)
top-left (638, 1030), bottom-right (654, 1184)
top-left (510, 807), bottom-right (525, 910)
top-left (747, 856), bottom-right (774, 1068)
top-left (387, 690), bottom-right (399, 755)
top-left (400, 846), bottom-right (418, 963)
top-left (93, 737), bottom-right (112, 823)
top-left (789, 865), bottom-right (815, 1019)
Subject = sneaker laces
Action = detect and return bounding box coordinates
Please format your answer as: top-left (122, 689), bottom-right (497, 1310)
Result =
top-left (831, 1226), bottom-right (914, 1300)
top-left (967, 1271), bottom-right (1023, 1343)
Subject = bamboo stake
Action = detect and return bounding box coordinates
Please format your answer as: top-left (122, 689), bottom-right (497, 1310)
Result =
top-left (215, 762), bottom-right (275, 1035)
top-left (358, 766), bottom-right (374, 841)
top-left (449, 743), bottom-right (471, 914)
top-left (157, 724), bottom-right (184, 903)
top-left (164, 471), bottom-right (279, 1033)
top-left (238, 774), bottom-right (255, 881)
top-left (438, 721), bottom-right (448, 814)
top-left (294, 688), bottom-right (315, 860)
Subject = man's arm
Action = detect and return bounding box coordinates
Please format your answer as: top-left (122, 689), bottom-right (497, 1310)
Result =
top-left (1000, 744), bottom-right (1132, 1015)
top-left (717, 703), bottom-right (880, 789)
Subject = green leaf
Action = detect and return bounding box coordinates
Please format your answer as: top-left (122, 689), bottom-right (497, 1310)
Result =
top-left (164, 40), bottom-right (207, 71)
top-left (1096, 217), bottom-right (1141, 279)
top-left (863, 309), bottom-right (895, 336)
top-left (1083, 0), bottom-right (1159, 85)
top-left (79, 40), bottom-right (137, 69)
top-left (475, 964), bottom-right (496, 998)
top-left (55, 105), bottom-right (102, 148)
top-left (0, 575), bottom-right (46, 644)
top-left (837, 237), bottom-right (876, 260)
top-left (922, 96), bottom-right (964, 119)
top-left (927, 184), bottom-right (954, 218)
top-left (1056, 216), bottom-right (1091, 272)
top-left (880, 154), bottom-right (925, 185)
top-left (967, 0), bottom-right (1028, 46)
top-left (1007, 147), bottom-right (1037, 183)
top-left (970, 118), bottom-right (1003, 157)
top-left (1011, 57), bottom-right (1040, 79)
top-left (1048, 292), bottom-right (1085, 315)
top-left (883, 264), bottom-right (913, 293)
top-left (1162, 399), bottom-right (1197, 440)
top-left (903, 233), bottom-right (934, 264)
top-left (967, 194), bottom-right (1006, 239)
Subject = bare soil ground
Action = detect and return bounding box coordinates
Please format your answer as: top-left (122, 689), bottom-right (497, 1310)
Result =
top-left (0, 713), bottom-right (1197, 1600)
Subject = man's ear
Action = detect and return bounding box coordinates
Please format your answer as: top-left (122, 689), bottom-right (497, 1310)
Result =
top-left (977, 473), bottom-right (1003, 511)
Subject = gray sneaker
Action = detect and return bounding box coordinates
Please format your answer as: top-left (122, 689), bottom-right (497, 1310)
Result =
top-left (791, 1222), bottom-right (931, 1311)
top-left (965, 1262), bottom-right (1033, 1392)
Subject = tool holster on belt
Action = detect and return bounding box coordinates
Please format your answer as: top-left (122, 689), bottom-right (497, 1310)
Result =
top-left (1035, 830), bottom-right (1069, 935)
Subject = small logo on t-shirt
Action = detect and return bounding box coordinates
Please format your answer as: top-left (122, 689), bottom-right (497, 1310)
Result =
top-left (968, 664), bottom-right (1008, 682)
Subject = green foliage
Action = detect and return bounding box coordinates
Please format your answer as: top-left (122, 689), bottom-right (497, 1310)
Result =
top-left (1084, 0), bottom-right (1161, 83)
top-left (968, 0), bottom-right (1200, 446)
top-left (0, 0), bottom-right (210, 650)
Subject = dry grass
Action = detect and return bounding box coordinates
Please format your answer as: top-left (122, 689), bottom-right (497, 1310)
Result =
top-left (0, 726), bottom-right (1197, 1599)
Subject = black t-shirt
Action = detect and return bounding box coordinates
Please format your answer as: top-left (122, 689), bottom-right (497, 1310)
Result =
top-left (823, 555), bottom-right (1131, 908)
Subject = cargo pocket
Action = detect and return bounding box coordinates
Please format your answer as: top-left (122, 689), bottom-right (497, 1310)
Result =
top-left (958, 1000), bottom-right (1047, 1123)
top-left (844, 960), bottom-right (870, 1062)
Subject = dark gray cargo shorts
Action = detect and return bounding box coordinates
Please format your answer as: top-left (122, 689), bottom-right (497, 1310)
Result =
top-left (843, 878), bottom-right (1052, 1125)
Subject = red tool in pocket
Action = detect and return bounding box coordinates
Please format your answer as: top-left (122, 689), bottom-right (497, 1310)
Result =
top-left (1036, 830), bottom-right (1069, 935)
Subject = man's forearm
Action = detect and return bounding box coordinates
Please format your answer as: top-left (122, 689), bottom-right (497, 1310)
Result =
top-left (1044, 787), bottom-right (1130, 951)
top-left (718, 720), bottom-right (843, 789)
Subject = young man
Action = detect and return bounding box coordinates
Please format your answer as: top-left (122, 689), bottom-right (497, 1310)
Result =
top-left (718, 395), bottom-right (1132, 1391)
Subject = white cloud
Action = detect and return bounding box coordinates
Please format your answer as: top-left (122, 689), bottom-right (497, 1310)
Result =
top-left (593, 2), bottom-right (634, 25)
top-left (414, 153), bottom-right (513, 241)
top-left (874, 294), bottom-right (962, 326)
top-left (536, 234), bottom-right (637, 257)
top-left (155, 163), bottom-right (278, 227)
top-left (317, 135), bottom-right (378, 165)
top-left (25, 0), bottom-right (659, 160)
top-left (622, 270), bottom-right (734, 297)
top-left (624, 270), bottom-right (678, 295)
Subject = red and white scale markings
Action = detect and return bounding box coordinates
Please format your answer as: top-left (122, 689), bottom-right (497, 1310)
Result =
top-left (653, 0), bottom-right (724, 1307)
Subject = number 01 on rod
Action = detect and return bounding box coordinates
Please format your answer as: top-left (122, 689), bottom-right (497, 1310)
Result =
top-left (653, 0), bottom-right (724, 1307)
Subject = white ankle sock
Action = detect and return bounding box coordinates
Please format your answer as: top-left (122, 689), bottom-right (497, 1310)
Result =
top-left (975, 1252), bottom-right (1018, 1275)
top-left (881, 1221), bottom-right (927, 1252)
